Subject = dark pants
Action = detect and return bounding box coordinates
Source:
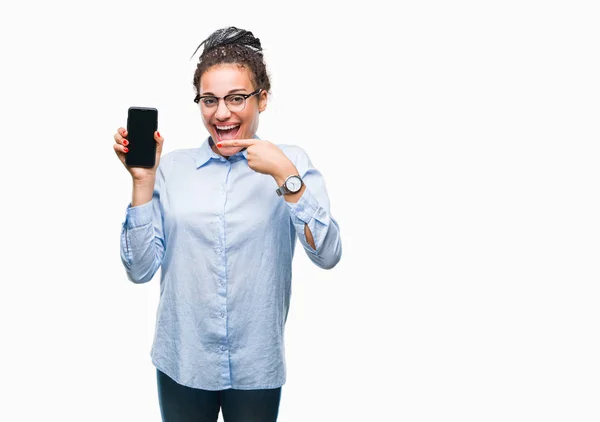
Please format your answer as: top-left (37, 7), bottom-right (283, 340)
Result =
top-left (156, 369), bottom-right (282, 422)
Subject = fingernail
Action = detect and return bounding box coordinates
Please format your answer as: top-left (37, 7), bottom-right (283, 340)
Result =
top-left (157, 131), bottom-right (161, 138)
top-left (123, 140), bottom-right (129, 146)
top-left (124, 147), bottom-right (129, 152)
top-left (217, 143), bottom-right (222, 147)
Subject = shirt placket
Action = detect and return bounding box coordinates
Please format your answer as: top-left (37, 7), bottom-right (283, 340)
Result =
top-left (217, 158), bottom-right (232, 387)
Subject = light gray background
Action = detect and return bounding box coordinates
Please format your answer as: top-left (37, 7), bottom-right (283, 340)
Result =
top-left (1, 1), bottom-right (599, 421)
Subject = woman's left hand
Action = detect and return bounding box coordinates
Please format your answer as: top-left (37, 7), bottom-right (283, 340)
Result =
top-left (216, 139), bottom-right (296, 183)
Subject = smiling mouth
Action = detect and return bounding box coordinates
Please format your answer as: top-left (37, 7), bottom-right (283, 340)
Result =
top-left (215, 124), bottom-right (240, 142)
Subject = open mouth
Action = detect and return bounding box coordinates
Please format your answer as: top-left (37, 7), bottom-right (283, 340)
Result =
top-left (215, 124), bottom-right (240, 142)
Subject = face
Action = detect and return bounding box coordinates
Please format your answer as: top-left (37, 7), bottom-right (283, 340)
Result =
top-left (199, 63), bottom-right (268, 157)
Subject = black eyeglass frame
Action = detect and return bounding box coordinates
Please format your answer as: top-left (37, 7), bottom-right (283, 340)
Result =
top-left (193, 89), bottom-right (263, 107)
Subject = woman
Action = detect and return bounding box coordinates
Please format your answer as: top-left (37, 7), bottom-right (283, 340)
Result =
top-left (114, 27), bottom-right (342, 422)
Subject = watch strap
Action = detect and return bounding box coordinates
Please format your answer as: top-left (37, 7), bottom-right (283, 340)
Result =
top-left (276, 184), bottom-right (290, 196)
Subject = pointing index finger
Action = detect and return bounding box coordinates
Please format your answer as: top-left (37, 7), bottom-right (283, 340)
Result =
top-left (217, 139), bottom-right (257, 148)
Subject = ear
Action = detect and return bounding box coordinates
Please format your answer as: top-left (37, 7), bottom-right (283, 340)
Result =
top-left (258, 89), bottom-right (268, 113)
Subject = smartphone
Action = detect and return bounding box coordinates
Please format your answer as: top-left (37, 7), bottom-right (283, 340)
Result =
top-left (125, 106), bottom-right (158, 168)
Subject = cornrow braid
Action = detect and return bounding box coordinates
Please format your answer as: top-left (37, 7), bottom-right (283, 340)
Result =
top-left (191, 27), bottom-right (271, 98)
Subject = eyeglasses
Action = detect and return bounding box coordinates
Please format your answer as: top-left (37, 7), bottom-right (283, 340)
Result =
top-left (194, 89), bottom-right (262, 113)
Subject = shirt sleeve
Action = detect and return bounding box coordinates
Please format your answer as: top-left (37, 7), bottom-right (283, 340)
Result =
top-left (119, 162), bottom-right (167, 283)
top-left (284, 147), bottom-right (342, 270)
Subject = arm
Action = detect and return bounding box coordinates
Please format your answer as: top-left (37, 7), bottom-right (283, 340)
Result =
top-left (216, 139), bottom-right (342, 269)
top-left (271, 178), bottom-right (314, 247)
top-left (275, 147), bottom-right (342, 270)
top-left (119, 162), bottom-right (167, 283)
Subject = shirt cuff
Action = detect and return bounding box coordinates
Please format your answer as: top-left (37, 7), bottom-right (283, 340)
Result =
top-left (285, 188), bottom-right (319, 224)
top-left (125, 201), bottom-right (154, 229)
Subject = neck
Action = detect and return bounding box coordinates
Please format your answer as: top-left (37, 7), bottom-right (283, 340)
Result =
top-left (209, 136), bottom-right (230, 159)
top-left (208, 136), bottom-right (249, 159)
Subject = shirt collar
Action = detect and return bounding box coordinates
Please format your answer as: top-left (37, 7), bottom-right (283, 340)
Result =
top-left (195, 134), bottom-right (260, 168)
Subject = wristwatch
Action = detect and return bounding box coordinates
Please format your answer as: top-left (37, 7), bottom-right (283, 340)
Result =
top-left (276, 175), bottom-right (303, 196)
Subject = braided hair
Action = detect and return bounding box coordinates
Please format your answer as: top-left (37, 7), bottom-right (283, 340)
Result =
top-left (191, 27), bottom-right (271, 98)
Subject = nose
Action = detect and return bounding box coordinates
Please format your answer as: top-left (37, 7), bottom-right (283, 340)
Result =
top-left (215, 98), bottom-right (232, 120)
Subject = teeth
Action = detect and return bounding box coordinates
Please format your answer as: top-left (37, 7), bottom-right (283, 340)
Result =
top-left (216, 124), bottom-right (239, 130)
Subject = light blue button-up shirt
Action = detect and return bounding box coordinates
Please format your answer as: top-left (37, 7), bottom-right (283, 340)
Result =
top-left (120, 137), bottom-right (342, 390)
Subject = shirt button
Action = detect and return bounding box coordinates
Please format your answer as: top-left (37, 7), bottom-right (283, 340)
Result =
top-left (220, 312), bottom-right (225, 318)
top-left (220, 345), bottom-right (226, 351)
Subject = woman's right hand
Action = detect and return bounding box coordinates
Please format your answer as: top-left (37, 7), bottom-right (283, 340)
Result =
top-left (113, 127), bottom-right (164, 182)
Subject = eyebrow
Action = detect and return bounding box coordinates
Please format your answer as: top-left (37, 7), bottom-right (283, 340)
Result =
top-left (200, 88), bottom-right (248, 96)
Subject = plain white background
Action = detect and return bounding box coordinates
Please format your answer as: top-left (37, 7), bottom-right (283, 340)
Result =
top-left (1, 0), bottom-right (599, 421)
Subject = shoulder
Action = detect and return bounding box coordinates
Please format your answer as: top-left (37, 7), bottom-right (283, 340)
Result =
top-left (160, 148), bottom-right (198, 166)
top-left (276, 144), bottom-right (315, 176)
top-left (161, 148), bottom-right (198, 163)
top-left (157, 148), bottom-right (199, 175)
top-left (277, 144), bottom-right (310, 163)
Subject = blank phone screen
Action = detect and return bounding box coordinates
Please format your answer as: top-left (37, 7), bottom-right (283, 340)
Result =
top-left (126, 107), bottom-right (158, 168)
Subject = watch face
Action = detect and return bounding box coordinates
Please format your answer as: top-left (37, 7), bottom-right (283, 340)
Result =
top-left (285, 176), bottom-right (302, 192)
